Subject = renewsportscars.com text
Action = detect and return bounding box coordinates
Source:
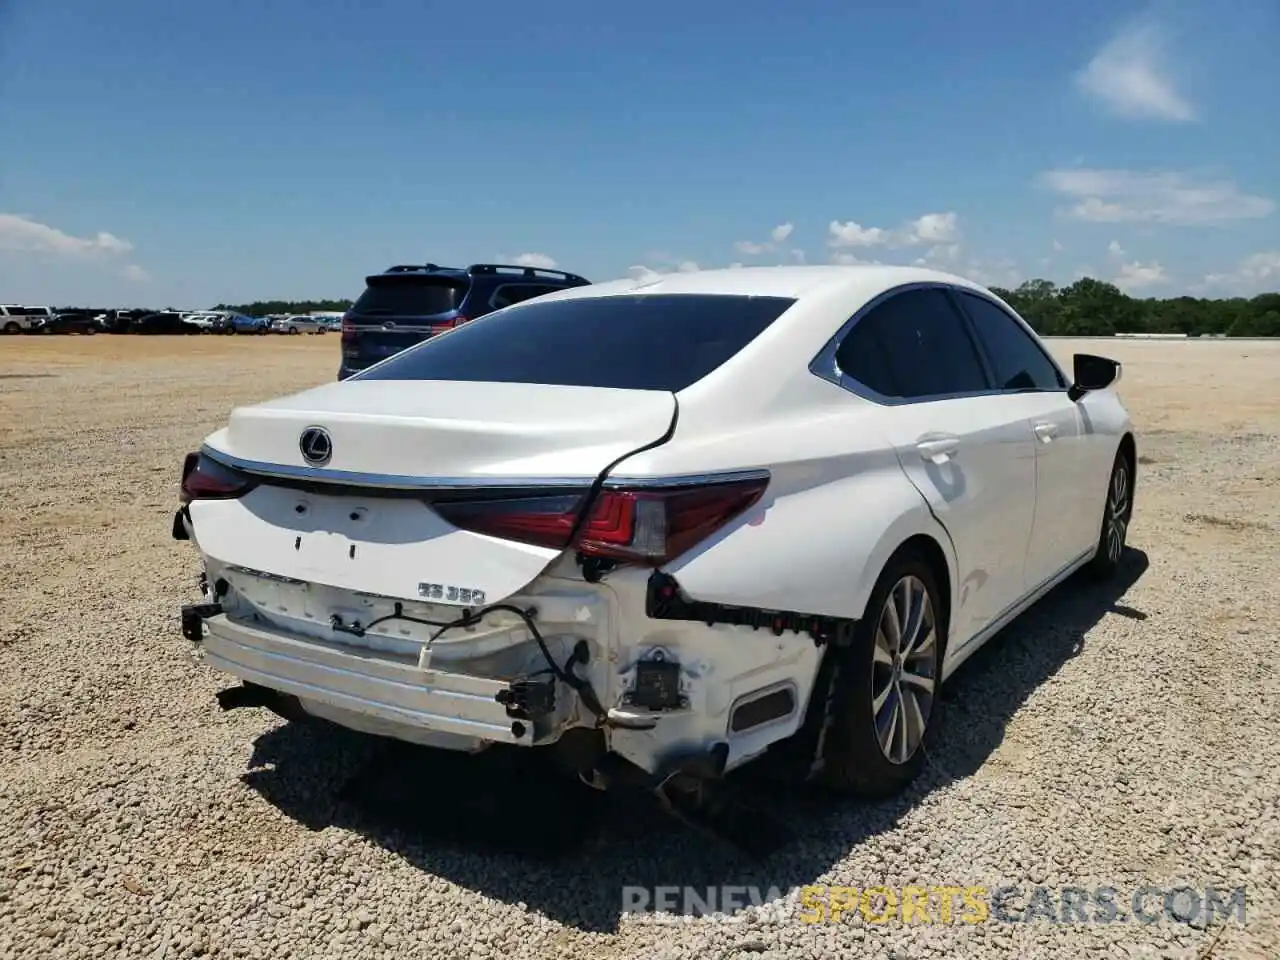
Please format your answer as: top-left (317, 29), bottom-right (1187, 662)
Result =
top-left (621, 884), bottom-right (1248, 926)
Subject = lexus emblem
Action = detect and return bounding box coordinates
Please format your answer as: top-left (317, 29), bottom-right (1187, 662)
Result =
top-left (298, 426), bottom-right (332, 466)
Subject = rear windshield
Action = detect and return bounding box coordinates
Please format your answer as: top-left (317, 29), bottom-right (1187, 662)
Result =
top-left (352, 293), bottom-right (796, 392)
top-left (350, 275), bottom-right (469, 318)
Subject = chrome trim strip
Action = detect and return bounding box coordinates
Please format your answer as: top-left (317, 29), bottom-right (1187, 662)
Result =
top-left (200, 445), bottom-right (595, 490)
top-left (202, 445), bottom-right (770, 493)
top-left (601, 468), bottom-right (772, 489)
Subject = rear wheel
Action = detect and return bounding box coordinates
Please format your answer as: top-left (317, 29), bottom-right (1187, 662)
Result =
top-left (808, 549), bottom-right (944, 798)
top-left (1086, 449), bottom-right (1133, 580)
top-left (3, 322), bottom-right (20, 334)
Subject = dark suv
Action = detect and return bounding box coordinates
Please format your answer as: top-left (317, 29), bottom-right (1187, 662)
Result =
top-left (338, 262), bottom-right (591, 380)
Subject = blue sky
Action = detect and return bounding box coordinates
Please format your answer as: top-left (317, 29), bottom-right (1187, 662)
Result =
top-left (1, 0), bottom-right (1277, 308)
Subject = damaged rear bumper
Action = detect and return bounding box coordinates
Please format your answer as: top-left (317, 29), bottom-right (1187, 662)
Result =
top-left (187, 608), bottom-right (560, 746)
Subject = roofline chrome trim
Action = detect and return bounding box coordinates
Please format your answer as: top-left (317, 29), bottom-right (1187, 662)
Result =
top-left (200, 447), bottom-right (771, 493)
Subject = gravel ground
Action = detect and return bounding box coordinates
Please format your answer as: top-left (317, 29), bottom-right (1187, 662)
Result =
top-left (1, 335), bottom-right (1277, 960)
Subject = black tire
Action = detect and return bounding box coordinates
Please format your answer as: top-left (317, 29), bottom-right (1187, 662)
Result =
top-left (1086, 448), bottom-right (1133, 580)
top-left (802, 547), bottom-right (946, 798)
top-left (3, 322), bottom-right (20, 334)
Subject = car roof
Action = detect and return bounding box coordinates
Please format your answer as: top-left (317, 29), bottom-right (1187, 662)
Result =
top-left (529, 264), bottom-right (995, 303)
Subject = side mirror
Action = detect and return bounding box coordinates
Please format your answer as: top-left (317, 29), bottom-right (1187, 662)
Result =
top-left (1068, 353), bottom-right (1121, 401)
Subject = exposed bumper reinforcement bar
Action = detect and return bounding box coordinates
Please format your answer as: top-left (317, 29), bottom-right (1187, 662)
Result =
top-left (195, 612), bottom-right (548, 745)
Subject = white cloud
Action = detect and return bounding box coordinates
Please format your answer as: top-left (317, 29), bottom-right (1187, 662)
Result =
top-left (830, 251), bottom-right (881, 266)
top-left (1197, 251), bottom-right (1280, 296)
top-left (0, 213), bottom-right (134, 257)
top-left (789, 248), bottom-right (806, 264)
top-left (828, 220), bottom-right (887, 248)
top-left (1108, 239), bottom-right (1125, 256)
top-left (121, 264), bottom-right (151, 282)
top-left (829, 211), bottom-right (961, 250)
top-left (511, 252), bottom-right (557, 269)
top-left (1039, 168), bottom-right (1274, 225)
top-left (1052, 239), bottom-right (1065, 253)
top-left (961, 256), bottom-right (1022, 290)
top-left (736, 222), bottom-right (799, 256)
top-left (1074, 20), bottom-right (1195, 121)
top-left (728, 261), bottom-right (744, 269)
top-left (905, 212), bottom-right (959, 244)
top-left (1114, 260), bottom-right (1170, 292)
top-left (627, 253), bottom-right (701, 279)
top-left (627, 265), bottom-right (663, 282)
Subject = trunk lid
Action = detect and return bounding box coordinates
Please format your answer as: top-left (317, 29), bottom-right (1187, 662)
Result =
top-left (210, 379), bottom-right (675, 480)
top-left (189, 380), bottom-right (675, 601)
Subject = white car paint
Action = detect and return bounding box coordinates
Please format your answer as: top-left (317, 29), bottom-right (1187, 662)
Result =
top-left (176, 264), bottom-right (1135, 790)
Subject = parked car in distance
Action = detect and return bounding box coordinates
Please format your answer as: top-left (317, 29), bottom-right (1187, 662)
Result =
top-left (181, 312), bottom-right (230, 333)
top-left (99, 309), bottom-right (150, 333)
top-left (226, 314), bottom-right (271, 334)
top-left (174, 264), bottom-right (1136, 804)
top-left (1, 305), bottom-right (55, 334)
top-left (34, 311), bottom-right (102, 335)
top-left (133, 311), bottom-right (204, 334)
top-left (271, 315), bottom-right (326, 335)
top-left (337, 262), bottom-right (591, 380)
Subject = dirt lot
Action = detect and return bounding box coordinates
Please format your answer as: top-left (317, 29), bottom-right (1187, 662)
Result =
top-left (1, 335), bottom-right (1277, 959)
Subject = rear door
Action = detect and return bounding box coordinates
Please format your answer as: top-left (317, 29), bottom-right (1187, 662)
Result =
top-left (834, 286), bottom-right (1039, 650)
top-left (953, 290), bottom-right (1098, 583)
top-left (343, 273), bottom-right (471, 370)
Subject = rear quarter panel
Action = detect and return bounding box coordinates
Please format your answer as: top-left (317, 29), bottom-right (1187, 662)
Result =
top-left (611, 398), bottom-right (959, 628)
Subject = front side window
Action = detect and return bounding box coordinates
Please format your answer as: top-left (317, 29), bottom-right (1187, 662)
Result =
top-left (355, 293), bottom-right (796, 392)
top-left (956, 292), bottom-right (1066, 391)
top-left (834, 287), bottom-right (990, 400)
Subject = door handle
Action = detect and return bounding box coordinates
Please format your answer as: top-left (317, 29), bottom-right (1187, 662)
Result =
top-left (1033, 421), bottom-right (1058, 442)
top-left (916, 435), bottom-right (960, 463)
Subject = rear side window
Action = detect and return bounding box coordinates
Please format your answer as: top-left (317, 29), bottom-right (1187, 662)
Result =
top-left (350, 276), bottom-right (469, 318)
top-left (955, 292), bottom-right (1066, 391)
top-left (354, 293), bottom-right (796, 391)
top-left (835, 288), bottom-right (989, 400)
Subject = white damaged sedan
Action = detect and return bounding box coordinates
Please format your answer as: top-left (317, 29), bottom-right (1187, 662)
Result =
top-left (174, 265), bottom-right (1135, 800)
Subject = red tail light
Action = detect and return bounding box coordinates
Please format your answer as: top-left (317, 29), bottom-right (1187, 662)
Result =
top-left (431, 476), bottom-right (768, 566)
top-left (429, 315), bottom-right (467, 335)
top-left (340, 313), bottom-right (355, 343)
top-left (180, 451), bottom-right (258, 504)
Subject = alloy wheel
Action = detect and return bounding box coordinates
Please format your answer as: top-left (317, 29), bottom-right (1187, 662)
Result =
top-left (871, 575), bottom-right (937, 765)
top-left (1106, 463), bottom-right (1130, 564)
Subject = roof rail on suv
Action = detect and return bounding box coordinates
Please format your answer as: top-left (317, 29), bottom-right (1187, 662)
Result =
top-left (466, 263), bottom-right (589, 284)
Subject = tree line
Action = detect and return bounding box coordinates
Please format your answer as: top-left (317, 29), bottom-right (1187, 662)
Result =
top-left (989, 278), bottom-right (1279, 338)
